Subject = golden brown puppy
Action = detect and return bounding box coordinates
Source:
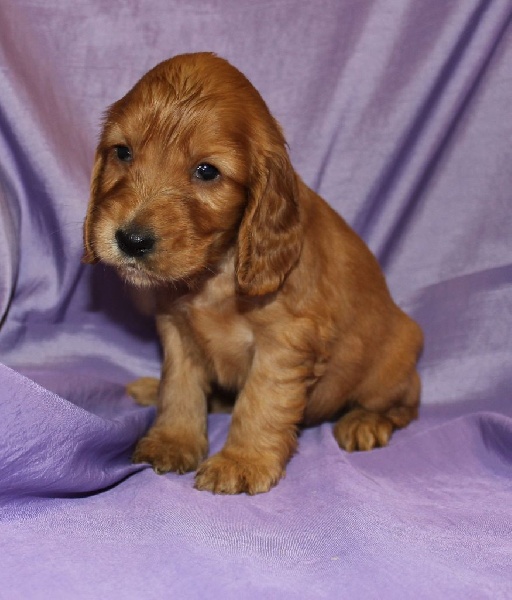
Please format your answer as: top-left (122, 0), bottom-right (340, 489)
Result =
top-left (83, 52), bottom-right (423, 495)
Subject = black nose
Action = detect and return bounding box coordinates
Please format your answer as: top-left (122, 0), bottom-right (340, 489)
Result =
top-left (115, 228), bottom-right (156, 258)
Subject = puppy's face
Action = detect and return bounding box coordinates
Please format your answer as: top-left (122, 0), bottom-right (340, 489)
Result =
top-left (84, 53), bottom-right (302, 294)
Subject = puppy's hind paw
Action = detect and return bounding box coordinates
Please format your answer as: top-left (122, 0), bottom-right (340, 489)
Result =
top-left (333, 409), bottom-right (393, 452)
top-left (126, 377), bottom-right (160, 406)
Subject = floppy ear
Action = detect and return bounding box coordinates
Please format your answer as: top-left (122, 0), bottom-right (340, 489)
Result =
top-left (235, 147), bottom-right (302, 296)
top-left (82, 149), bottom-right (103, 264)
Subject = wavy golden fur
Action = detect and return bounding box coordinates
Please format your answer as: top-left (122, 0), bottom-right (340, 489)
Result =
top-left (84, 53), bottom-right (423, 494)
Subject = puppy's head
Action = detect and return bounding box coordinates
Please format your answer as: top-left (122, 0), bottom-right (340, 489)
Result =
top-left (83, 52), bottom-right (302, 294)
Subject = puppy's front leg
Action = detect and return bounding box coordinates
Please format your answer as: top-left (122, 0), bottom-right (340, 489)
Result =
top-left (133, 316), bottom-right (209, 474)
top-left (195, 350), bottom-right (306, 494)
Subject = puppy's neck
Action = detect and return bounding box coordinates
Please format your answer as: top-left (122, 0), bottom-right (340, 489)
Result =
top-left (153, 250), bottom-right (237, 312)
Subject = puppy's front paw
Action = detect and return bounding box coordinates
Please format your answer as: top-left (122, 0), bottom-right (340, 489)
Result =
top-left (194, 450), bottom-right (284, 495)
top-left (133, 428), bottom-right (207, 474)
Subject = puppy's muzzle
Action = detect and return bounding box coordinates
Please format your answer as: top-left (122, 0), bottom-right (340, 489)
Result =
top-left (115, 227), bottom-right (156, 258)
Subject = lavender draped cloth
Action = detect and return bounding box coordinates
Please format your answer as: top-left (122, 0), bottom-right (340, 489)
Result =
top-left (1, 1), bottom-right (511, 597)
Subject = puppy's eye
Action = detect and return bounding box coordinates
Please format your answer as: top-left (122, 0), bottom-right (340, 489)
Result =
top-left (194, 163), bottom-right (220, 181)
top-left (114, 145), bottom-right (133, 162)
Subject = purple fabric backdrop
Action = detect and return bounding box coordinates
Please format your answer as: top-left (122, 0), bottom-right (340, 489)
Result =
top-left (1, 1), bottom-right (511, 598)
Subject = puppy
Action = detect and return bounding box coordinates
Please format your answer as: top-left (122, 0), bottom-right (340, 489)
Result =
top-left (83, 53), bottom-right (423, 494)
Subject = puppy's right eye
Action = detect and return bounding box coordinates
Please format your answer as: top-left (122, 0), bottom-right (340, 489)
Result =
top-left (114, 145), bottom-right (133, 162)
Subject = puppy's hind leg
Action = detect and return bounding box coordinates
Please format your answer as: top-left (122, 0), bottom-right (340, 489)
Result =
top-left (333, 370), bottom-right (420, 452)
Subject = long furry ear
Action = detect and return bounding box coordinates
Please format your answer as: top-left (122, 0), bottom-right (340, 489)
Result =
top-left (82, 150), bottom-right (103, 264)
top-left (236, 147), bottom-right (302, 296)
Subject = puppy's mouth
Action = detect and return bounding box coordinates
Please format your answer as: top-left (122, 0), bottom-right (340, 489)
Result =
top-left (117, 262), bottom-right (164, 287)
top-left (91, 222), bottom-right (219, 289)
top-left (116, 260), bottom-right (211, 292)
top-left (109, 243), bottom-right (199, 290)
top-left (101, 226), bottom-right (163, 287)
top-left (86, 225), bottom-right (164, 287)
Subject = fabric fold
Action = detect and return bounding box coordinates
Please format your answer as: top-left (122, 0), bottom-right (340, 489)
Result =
top-left (0, 364), bottom-right (151, 504)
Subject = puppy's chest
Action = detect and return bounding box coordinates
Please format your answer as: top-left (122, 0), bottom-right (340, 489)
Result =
top-left (188, 298), bottom-right (255, 389)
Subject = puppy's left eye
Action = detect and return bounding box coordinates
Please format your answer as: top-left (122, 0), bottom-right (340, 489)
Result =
top-left (194, 163), bottom-right (220, 181)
